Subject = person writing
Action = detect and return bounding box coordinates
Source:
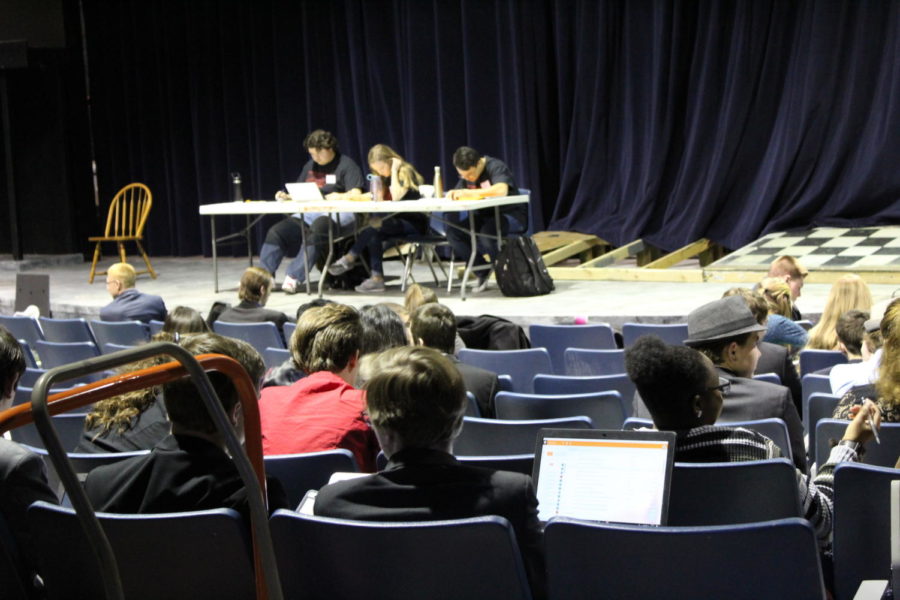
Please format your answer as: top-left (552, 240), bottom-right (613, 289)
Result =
top-left (327, 144), bottom-right (428, 293)
top-left (260, 130), bottom-right (365, 293)
top-left (444, 146), bottom-right (527, 291)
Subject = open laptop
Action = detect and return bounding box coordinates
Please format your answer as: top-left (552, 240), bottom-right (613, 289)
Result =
top-left (532, 428), bottom-right (676, 526)
top-left (285, 182), bottom-right (325, 202)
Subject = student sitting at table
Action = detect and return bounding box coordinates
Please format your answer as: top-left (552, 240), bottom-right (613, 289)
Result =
top-left (444, 146), bottom-right (527, 291)
top-left (327, 144), bottom-right (427, 293)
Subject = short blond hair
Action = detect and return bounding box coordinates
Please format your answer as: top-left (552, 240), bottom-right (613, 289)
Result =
top-left (806, 274), bottom-right (873, 350)
top-left (758, 277), bottom-right (794, 318)
top-left (108, 263), bottom-right (136, 288)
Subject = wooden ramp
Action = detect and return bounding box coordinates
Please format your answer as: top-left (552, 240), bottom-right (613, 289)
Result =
top-left (535, 226), bottom-right (900, 285)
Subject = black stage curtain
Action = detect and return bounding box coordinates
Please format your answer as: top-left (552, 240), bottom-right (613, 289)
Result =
top-left (79, 0), bottom-right (900, 257)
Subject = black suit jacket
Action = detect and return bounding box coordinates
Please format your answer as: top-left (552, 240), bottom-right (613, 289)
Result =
top-left (633, 367), bottom-right (808, 473)
top-left (0, 439), bottom-right (59, 594)
top-left (314, 447), bottom-right (545, 598)
top-left (449, 356), bottom-right (499, 418)
top-left (217, 300), bottom-right (291, 341)
top-left (755, 341), bottom-right (802, 418)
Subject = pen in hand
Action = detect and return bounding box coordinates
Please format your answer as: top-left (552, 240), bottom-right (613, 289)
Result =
top-left (864, 398), bottom-right (880, 445)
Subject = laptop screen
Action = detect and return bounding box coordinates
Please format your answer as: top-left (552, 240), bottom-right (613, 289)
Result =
top-left (532, 428), bottom-right (676, 526)
top-left (285, 182), bottom-right (325, 202)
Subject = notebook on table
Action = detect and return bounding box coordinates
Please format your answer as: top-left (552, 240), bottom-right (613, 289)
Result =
top-left (285, 182), bottom-right (325, 202)
top-left (532, 428), bottom-right (676, 526)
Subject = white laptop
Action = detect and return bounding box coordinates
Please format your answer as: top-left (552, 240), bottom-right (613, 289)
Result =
top-left (285, 182), bottom-right (325, 202)
top-left (532, 428), bottom-right (676, 526)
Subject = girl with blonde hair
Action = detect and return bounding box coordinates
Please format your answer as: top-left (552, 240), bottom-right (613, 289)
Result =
top-left (328, 144), bottom-right (427, 293)
top-left (757, 277), bottom-right (808, 350)
top-left (806, 274), bottom-right (873, 351)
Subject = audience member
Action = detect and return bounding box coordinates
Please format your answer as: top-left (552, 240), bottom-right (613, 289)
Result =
top-left (806, 274), bottom-right (873, 351)
top-left (633, 295), bottom-right (807, 472)
top-left (84, 333), bottom-right (288, 519)
top-left (767, 255), bottom-right (808, 320)
top-left (814, 309), bottom-right (867, 383)
top-left (0, 327), bottom-right (58, 597)
top-left (410, 303), bottom-right (499, 417)
top-left (261, 130), bottom-right (366, 293)
top-left (216, 267), bottom-right (291, 341)
top-left (830, 310), bottom-right (886, 396)
top-left (756, 277), bottom-right (808, 349)
top-left (404, 283), bottom-right (465, 354)
top-left (99, 262), bottom-right (167, 323)
top-left (834, 299), bottom-right (900, 422)
top-left (314, 346), bottom-right (545, 598)
top-left (445, 146), bottom-right (526, 290)
top-left (328, 144), bottom-right (427, 293)
top-left (259, 303), bottom-right (379, 471)
top-left (724, 287), bottom-right (802, 416)
top-left (625, 335), bottom-right (879, 548)
top-left (358, 304), bottom-right (409, 356)
top-left (78, 309), bottom-right (210, 453)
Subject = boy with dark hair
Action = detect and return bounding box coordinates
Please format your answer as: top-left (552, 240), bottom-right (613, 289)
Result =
top-left (0, 327), bottom-right (58, 597)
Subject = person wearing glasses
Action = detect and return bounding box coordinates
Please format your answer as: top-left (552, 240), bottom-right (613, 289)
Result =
top-left (631, 295), bottom-right (808, 473)
top-left (625, 334), bottom-right (880, 549)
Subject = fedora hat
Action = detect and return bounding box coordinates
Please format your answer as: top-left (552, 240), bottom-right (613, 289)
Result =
top-left (684, 295), bottom-right (767, 347)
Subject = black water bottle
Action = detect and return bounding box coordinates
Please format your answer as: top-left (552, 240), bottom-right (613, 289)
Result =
top-left (231, 172), bottom-right (243, 202)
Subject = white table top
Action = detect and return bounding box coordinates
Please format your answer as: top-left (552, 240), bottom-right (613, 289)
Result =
top-left (199, 195), bottom-right (528, 216)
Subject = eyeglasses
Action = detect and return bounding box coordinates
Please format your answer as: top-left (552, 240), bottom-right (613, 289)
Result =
top-left (705, 377), bottom-right (731, 397)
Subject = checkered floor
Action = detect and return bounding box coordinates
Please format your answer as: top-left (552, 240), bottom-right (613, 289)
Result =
top-left (708, 227), bottom-right (900, 271)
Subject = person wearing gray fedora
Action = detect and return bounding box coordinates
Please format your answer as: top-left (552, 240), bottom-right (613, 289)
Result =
top-left (634, 295), bottom-right (808, 473)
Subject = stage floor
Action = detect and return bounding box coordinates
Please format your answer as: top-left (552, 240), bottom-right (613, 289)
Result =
top-left (1, 254), bottom-right (898, 329)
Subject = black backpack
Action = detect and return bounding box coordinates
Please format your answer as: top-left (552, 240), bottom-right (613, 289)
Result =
top-left (494, 236), bottom-right (554, 297)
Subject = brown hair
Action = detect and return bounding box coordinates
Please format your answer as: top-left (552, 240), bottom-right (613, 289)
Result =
top-left (876, 300), bottom-right (900, 412)
top-left (723, 288), bottom-right (768, 325)
top-left (303, 129), bottom-right (338, 151)
top-left (367, 144), bottom-right (423, 191)
top-left (404, 283), bottom-right (438, 316)
top-left (290, 303), bottom-right (361, 373)
top-left (238, 267), bottom-right (273, 304)
top-left (410, 303), bottom-right (457, 355)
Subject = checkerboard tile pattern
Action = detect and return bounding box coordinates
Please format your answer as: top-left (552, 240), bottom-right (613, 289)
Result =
top-left (710, 227), bottom-right (900, 271)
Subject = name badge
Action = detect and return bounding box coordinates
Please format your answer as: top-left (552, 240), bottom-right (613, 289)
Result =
top-left (325, 174), bottom-right (337, 185)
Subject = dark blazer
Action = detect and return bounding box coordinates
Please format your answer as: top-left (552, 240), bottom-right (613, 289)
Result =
top-left (755, 341), bottom-right (802, 418)
top-left (218, 300), bottom-right (291, 340)
top-left (314, 447), bottom-right (545, 599)
top-left (84, 434), bottom-right (288, 521)
top-left (77, 396), bottom-right (170, 453)
top-left (0, 439), bottom-right (59, 594)
top-left (99, 288), bottom-right (167, 323)
top-left (632, 367), bottom-right (808, 473)
top-left (449, 355), bottom-right (499, 418)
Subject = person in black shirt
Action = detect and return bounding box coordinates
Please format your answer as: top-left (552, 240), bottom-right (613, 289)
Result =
top-left (260, 130), bottom-right (365, 293)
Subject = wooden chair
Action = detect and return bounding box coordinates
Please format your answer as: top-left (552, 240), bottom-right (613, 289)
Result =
top-left (89, 183), bottom-right (156, 283)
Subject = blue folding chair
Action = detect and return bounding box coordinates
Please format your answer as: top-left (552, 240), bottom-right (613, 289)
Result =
top-left (799, 349), bottom-right (847, 377)
top-left (457, 348), bottom-right (552, 393)
top-left (832, 463), bottom-right (900, 600)
top-left (528, 323), bottom-right (617, 374)
top-left (544, 517), bottom-right (824, 599)
top-left (532, 373), bottom-right (636, 418)
top-left (28, 502), bottom-right (255, 600)
top-left (668, 459), bottom-right (801, 526)
top-left (264, 449), bottom-right (358, 509)
top-left (9, 413), bottom-right (87, 451)
top-left (816, 420), bottom-right (900, 470)
top-left (283, 322), bottom-right (296, 343)
top-left (621, 323), bottom-right (689, 348)
top-left (18, 340), bottom-right (38, 368)
top-left (464, 391), bottom-right (481, 417)
top-left (213, 321), bottom-right (285, 363)
top-left (564, 348), bottom-right (626, 376)
top-left (270, 512), bottom-right (533, 600)
top-left (38, 317), bottom-right (98, 344)
top-left (802, 374), bottom-right (833, 432)
top-left (147, 320), bottom-right (165, 335)
top-left (753, 372), bottom-right (781, 385)
top-left (89, 320), bottom-right (149, 352)
top-left (456, 454), bottom-right (534, 475)
top-left (717, 418), bottom-right (793, 464)
top-left (453, 416), bottom-right (592, 456)
top-left (494, 390), bottom-right (626, 429)
top-left (263, 347), bottom-right (292, 370)
top-left (0, 315), bottom-right (45, 347)
top-left (33, 341), bottom-right (102, 383)
top-left (806, 393), bottom-right (840, 462)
